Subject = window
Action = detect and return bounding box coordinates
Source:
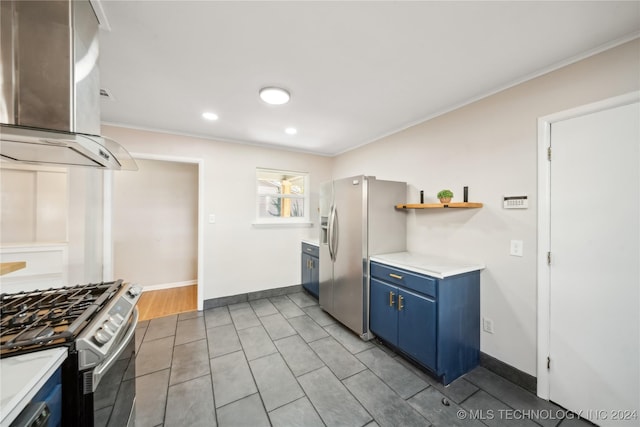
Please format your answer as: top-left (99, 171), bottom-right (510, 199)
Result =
top-left (255, 168), bottom-right (310, 225)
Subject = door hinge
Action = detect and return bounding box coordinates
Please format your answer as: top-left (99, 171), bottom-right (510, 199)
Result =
top-left (547, 356), bottom-right (551, 370)
top-left (547, 252), bottom-right (551, 265)
top-left (547, 146), bottom-right (552, 161)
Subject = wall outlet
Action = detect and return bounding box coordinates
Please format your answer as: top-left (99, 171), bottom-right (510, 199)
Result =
top-left (208, 214), bottom-right (216, 224)
top-left (483, 317), bottom-right (494, 334)
top-left (510, 240), bottom-right (523, 257)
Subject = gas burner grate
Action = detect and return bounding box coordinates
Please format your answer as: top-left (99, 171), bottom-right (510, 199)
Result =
top-left (0, 280), bottom-right (123, 357)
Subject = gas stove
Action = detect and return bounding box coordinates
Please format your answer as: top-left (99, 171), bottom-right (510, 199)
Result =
top-left (1, 280), bottom-right (142, 426)
top-left (0, 280), bottom-right (140, 359)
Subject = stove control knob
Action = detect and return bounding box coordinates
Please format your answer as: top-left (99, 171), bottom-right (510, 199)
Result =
top-left (94, 327), bottom-right (113, 345)
top-left (127, 285), bottom-right (142, 298)
top-left (110, 313), bottom-right (125, 326)
top-left (103, 319), bottom-right (118, 334)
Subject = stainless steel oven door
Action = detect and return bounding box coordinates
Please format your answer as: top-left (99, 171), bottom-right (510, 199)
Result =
top-left (92, 308), bottom-right (138, 427)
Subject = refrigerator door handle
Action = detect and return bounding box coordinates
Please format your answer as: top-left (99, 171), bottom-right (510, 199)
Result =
top-left (327, 205), bottom-right (335, 261)
top-left (332, 207), bottom-right (339, 259)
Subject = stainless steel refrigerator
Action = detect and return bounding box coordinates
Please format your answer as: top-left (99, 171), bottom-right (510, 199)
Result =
top-left (319, 175), bottom-right (406, 339)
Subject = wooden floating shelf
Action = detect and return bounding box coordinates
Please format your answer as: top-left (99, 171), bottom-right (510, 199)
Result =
top-left (0, 261), bottom-right (26, 276)
top-left (396, 202), bottom-right (483, 209)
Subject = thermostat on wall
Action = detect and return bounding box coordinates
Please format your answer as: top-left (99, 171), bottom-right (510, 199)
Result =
top-left (503, 195), bottom-right (528, 209)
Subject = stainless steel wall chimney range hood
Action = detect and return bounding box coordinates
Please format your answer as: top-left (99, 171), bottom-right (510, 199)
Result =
top-left (0, 0), bottom-right (136, 170)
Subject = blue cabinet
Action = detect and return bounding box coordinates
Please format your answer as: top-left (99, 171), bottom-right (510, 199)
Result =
top-left (369, 261), bottom-right (480, 384)
top-left (398, 287), bottom-right (437, 371)
top-left (370, 278), bottom-right (437, 369)
top-left (301, 242), bottom-right (319, 298)
top-left (369, 278), bottom-right (397, 344)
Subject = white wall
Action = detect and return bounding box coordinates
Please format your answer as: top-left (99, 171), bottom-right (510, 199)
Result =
top-left (0, 165), bottom-right (67, 243)
top-left (101, 125), bottom-right (333, 300)
top-left (332, 39), bottom-right (640, 376)
top-left (112, 159), bottom-right (198, 288)
top-left (0, 164), bottom-right (105, 287)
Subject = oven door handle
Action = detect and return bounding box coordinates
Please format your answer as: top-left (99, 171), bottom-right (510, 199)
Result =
top-left (92, 307), bottom-right (139, 392)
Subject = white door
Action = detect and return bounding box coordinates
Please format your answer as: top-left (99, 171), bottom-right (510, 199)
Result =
top-left (549, 101), bottom-right (639, 426)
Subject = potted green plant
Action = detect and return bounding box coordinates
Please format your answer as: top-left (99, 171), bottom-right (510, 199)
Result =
top-left (437, 189), bottom-right (453, 203)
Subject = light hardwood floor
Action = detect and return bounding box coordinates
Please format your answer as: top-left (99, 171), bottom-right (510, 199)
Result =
top-left (136, 284), bottom-right (197, 321)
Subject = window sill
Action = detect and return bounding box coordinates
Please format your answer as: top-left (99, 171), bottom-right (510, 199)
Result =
top-left (251, 221), bottom-right (313, 228)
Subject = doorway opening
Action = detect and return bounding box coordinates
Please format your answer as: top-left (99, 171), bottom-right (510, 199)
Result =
top-left (105, 153), bottom-right (205, 315)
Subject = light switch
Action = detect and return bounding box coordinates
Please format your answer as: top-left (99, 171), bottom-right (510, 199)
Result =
top-left (208, 214), bottom-right (216, 224)
top-left (510, 240), bottom-right (523, 257)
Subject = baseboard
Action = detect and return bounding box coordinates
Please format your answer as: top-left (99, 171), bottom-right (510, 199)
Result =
top-left (479, 352), bottom-right (537, 394)
top-left (141, 280), bottom-right (197, 292)
top-left (203, 284), bottom-right (303, 309)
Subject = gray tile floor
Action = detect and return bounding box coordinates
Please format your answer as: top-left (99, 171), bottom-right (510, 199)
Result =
top-left (133, 291), bottom-right (592, 427)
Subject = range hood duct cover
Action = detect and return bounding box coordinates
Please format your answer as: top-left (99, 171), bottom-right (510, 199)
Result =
top-left (0, 0), bottom-right (136, 170)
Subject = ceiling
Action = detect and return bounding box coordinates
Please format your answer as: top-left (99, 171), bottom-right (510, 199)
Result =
top-left (97, 1), bottom-right (640, 156)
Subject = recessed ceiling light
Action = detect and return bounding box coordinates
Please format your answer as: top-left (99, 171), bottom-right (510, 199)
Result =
top-left (202, 112), bottom-right (218, 121)
top-left (285, 127), bottom-right (297, 135)
top-left (259, 87), bottom-right (290, 105)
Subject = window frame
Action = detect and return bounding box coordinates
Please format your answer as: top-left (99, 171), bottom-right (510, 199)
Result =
top-left (253, 167), bottom-right (311, 227)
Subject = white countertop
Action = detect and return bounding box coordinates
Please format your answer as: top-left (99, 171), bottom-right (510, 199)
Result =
top-left (370, 252), bottom-right (485, 279)
top-left (0, 347), bottom-right (67, 427)
top-left (302, 239), bottom-right (319, 246)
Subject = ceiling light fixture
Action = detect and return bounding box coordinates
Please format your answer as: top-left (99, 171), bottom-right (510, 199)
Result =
top-left (285, 127), bottom-right (297, 135)
top-left (202, 112), bottom-right (218, 121)
top-left (259, 87), bottom-right (290, 105)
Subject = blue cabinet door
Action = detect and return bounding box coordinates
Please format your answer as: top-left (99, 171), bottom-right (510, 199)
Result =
top-left (398, 288), bottom-right (437, 371)
top-left (301, 252), bottom-right (310, 287)
top-left (302, 252), bottom-right (319, 298)
top-left (308, 255), bottom-right (319, 298)
top-left (370, 278), bottom-right (398, 344)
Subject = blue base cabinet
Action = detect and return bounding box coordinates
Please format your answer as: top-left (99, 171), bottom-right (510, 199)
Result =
top-left (301, 242), bottom-right (319, 298)
top-left (369, 279), bottom-right (398, 344)
top-left (369, 261), bottom-right (480, 385)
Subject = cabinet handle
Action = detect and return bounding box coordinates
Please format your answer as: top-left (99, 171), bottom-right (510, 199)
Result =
top-left (389, 273), bottom-right (403, 280)
top-left (398, 295), bottom-right (404, 311)
top-left (389, 291), bottom-right (395, 307)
